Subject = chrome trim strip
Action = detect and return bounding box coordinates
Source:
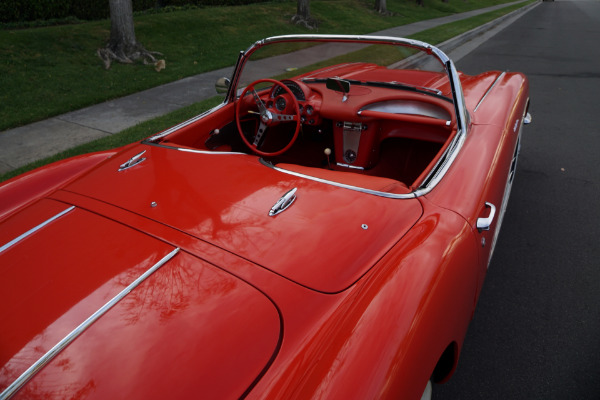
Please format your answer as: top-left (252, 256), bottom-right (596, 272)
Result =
top-left (414, 128), bottom-right (466, 197)
top-left (142, 141), bottom-right (246, 155)
top-left (0, 206), bottom-right (75, 254)
top-left (336, 163), bottom-right (364, 170)
top-left (260, 159), bottom-right (416, 199)
top-left (474, 72), bottom-right (506, 112)
top-left (177, 147), bottom-right (245, 156)
top-left (0, 247), bottom-right (180, 400)
top-left (144, 102), bottom-right (227, 143)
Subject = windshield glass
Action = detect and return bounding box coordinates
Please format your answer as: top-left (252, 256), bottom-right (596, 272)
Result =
top-left (236, 38), bottom-right (453, 102)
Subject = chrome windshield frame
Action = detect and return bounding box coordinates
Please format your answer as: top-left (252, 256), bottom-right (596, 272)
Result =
top-left (149, 35), bottom-right (469, 199)
top-left (226, 34), bottom-right (469, 197)
top-left (226, 34), bottom-right (468, 136)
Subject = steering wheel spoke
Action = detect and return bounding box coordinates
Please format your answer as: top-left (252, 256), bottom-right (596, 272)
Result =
top-left (251, 89), bottom-right (268, 115)
top-left (254, 121), bottom-right (268, 147)
top-left (272, 113), bottom-right (297, 122)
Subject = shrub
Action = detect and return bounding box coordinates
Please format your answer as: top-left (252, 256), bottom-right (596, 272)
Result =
top-left (0, 0), bottom-right (270, 24)
top-left (71, 0), bottom-right (110, 20)
top-left (0, 0), bottom-right (71, 23)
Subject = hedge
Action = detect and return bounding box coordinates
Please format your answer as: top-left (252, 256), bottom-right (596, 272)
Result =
top-left (0, 0), bottom-right (265, 24)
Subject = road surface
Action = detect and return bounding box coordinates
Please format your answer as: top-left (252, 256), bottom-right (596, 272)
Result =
top-left (434, 1), bottom-right (600, 398)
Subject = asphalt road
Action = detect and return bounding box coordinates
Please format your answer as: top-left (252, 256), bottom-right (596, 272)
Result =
top-left (433, 0), bottom-right (600, 399)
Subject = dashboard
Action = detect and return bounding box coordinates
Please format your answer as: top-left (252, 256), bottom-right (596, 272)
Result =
top-left (269, 80), bottom-right (322, 126)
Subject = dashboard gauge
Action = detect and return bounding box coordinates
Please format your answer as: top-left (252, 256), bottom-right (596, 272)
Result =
top-left (305, 105), bottom-right (314, 115)
top-left (276, 97), bottom-right (287, 111)
top-left (273, 81), bottom-right (306, 101)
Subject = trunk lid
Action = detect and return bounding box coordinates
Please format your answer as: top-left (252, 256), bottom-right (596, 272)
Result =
top-left (65, 144), bottom-right (423, 293)
top-left (0, 199), bottom-right (280, 398)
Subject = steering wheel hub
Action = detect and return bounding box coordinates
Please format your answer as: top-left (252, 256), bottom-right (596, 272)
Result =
top-left (261, 111), bottom-right (273, 124)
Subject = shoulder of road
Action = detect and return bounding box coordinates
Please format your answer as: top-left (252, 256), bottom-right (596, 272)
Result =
top-left (0, 0), bottom-right (539, 175)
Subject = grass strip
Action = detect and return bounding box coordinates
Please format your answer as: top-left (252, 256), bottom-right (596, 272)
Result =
top-left (0, 0), bottom-right (521, 132)
top-left (0, 0), bottom-right (534, 183)
top-left (0, 96), bottom-right (223, 182)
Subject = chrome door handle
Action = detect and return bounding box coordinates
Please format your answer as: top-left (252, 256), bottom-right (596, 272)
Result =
top-left (477, 202), bottom-right (496, 232)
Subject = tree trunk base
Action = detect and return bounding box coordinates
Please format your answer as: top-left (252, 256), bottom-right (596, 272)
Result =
top-left (97, 42), bottom-right (164, 70)
top-left (291, 14), bottom-right (318, 30)
top-left (376, 10), bottom-right (394, 16)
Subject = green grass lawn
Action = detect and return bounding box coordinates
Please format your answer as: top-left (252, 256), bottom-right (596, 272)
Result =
top-left (0, 0), bottom-right (534, 183)
top-left (0, 0), bottom-right (519, 132)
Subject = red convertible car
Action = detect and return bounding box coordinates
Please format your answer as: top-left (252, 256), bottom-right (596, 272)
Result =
top-left (0, 35), bottom-right (530, 399)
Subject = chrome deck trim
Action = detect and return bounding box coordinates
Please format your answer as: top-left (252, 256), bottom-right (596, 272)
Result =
top-left (143, 141), bottom-right (246, 155)
top-left (474, 72), bottom-right (506, 112)
top-left (0, 247), bottom-right (180, 400)
top-left (414, 128), bottom-right (466, 197)
top-left (260, 159), bottom-right (416, 199)
top-left (177, 147), bottom-right (246, 155)
top-left (144, 102), bottom-right (227, 143)
top-left (0, 206), bottom-right (75, 255)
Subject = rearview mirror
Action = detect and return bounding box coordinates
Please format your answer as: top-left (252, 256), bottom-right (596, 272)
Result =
top-left (326, 77), bottom-right (350, 94)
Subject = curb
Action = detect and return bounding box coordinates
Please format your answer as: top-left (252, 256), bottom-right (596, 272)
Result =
top-left (438, 0), bottom-right (540, 56)
top-left (399, 0), bottom-right (540, 69)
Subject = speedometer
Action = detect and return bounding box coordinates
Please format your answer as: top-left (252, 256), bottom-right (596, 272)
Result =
top-left (273, 81), bottom-right (306, 101)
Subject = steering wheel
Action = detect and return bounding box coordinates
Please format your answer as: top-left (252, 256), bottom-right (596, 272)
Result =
top-left (235, 79), bottom-right (301, 157)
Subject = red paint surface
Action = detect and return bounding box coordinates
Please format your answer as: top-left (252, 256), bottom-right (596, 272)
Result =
top-left (0, 56), bottom-right (529, 399)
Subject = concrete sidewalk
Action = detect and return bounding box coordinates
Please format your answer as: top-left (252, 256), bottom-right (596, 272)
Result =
top-left (0, 0), bottom-right (538, 175)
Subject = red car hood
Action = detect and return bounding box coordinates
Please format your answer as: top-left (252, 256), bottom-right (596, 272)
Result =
top-left (0, 198), bottom-right (281, 398)
top-left (64, 144), bottom-right (423, 293)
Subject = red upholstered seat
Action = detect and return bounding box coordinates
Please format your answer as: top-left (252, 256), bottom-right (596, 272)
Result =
top-left (276, 163), bottom-right (410, 195)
